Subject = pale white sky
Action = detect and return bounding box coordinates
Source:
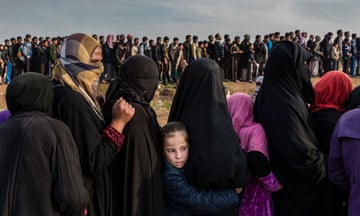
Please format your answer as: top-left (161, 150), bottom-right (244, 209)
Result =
top-left (0, 0), bottom-right (359, 42)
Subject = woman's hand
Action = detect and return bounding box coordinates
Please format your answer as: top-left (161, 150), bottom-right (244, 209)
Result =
top-left (235, 187), bottom-right (243, 194)
top-left (110, 97), bottom-right (135, 133)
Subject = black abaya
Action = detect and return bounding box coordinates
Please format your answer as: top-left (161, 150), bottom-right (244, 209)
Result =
top-left (0, 73), bottom-right (88, 216)
top-left (102, 56), bottom-right (165, 216)
top-left (254, 41), bottom-right (326, 216)
top-left (168, 58), bottom-right (249, 190)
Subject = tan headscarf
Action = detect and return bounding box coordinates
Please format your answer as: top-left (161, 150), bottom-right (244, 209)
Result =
top-left (52, 33), bottom-right (104, 120)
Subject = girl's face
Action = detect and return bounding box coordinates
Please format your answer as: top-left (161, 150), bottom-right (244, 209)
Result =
top-left (163, 131), bottom-right (189, 169)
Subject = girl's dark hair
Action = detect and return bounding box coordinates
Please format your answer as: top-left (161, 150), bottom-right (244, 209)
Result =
top-left (161, 121), bottom-right (189, 145)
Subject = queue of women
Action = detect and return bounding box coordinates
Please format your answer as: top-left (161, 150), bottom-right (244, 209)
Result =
top-left (0, 33), bottom-right (359, 216)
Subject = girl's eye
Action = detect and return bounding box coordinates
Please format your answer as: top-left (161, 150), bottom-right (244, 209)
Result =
top-left (180, 146), bottom-right (188, 151)
top-left (167, 149), bottom-right (175, 153)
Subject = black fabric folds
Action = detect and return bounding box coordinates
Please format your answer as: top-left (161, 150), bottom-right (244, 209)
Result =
top-left (168, 58), bottom-right (249, 190)
top-left (254, 41), bottom-right (326, 216)
top-left (0, 73), bottom-right (88, 216)
top-left (346, 86), bottom-right (360, 111)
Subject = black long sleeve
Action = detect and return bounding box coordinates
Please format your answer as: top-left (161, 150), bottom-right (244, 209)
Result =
top-left (247, 151), bottom-right (271, 178)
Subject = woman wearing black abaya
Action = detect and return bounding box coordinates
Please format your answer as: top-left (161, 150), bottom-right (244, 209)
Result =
top-left (102, 56), bottom-right (164, 216)
top-left (168, 58), bottom-right (249, 215)
top-left (254, 41), bottom-right (326, 216)
top-left (0, 73), bottom-right (88, 215)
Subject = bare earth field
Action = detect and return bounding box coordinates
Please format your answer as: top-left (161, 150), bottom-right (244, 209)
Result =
top-left (1, 77), bottom-right (360, 127)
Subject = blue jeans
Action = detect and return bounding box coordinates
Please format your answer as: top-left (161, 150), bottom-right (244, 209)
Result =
top-left (350, 56), bottom-right (358, 77)
top-left (331, 59), bottom-right (338, 70)
top-left (5, 62), bottom-right (12, 84)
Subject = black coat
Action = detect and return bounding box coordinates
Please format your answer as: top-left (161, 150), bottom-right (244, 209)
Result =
top-left (163, 161), bottom-right (240, 215)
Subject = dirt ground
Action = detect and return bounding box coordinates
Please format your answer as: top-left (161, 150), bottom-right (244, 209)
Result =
top-left (1, 77), bottom-right (360, 127)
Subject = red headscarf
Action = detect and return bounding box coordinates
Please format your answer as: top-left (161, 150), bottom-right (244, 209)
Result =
top-left (310, 71), bottom-right (353, 113)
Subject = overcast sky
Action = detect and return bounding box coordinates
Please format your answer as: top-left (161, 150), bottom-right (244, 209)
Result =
top-left (1, 0), bottom-right (359, 42)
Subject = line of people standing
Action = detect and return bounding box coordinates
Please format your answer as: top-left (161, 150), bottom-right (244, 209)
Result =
top-left (2, 29), bottom-right (360, 87)
top-left (0, 34), bottom-right (61, 84)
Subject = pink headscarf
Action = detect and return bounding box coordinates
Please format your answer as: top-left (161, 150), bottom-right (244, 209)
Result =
top-left (227, 93), bottom-right (269, 158)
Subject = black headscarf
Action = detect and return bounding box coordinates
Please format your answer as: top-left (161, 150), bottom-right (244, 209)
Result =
top-left (254, 41), bottom-right (325, 215)
top-left (168, 58), bottom-right (249, 189)
top-left (6, 72), bottom-right (53, 115)
top-left (346, 85), bottom-right (360, 111)
top-left (102, 55), bottom-right (158, 125)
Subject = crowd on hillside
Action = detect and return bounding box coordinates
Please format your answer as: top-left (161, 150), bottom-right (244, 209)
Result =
top-left (1, 31), bottom-right (360, 216)
top-left (1, 29), bottom-right (360, 86)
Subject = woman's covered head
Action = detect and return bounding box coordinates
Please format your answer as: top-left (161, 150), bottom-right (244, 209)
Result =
top-left (6, 72), bottom-right (53, 115)
top-left (119, 55), bottom-right (159, 102)
top-left (310, 71), bottom-right (352, 113)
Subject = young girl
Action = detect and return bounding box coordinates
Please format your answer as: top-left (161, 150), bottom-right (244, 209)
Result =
top-left (161, 121), bottom-right (243, 215)
top-left (228, 93), bottom-right (282, 216)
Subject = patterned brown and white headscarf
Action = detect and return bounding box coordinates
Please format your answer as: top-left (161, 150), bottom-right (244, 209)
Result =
top-left (52, 33), bottom-right (104, 121)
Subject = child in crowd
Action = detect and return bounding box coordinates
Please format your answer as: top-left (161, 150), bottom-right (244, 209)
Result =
top-left (228, 93), bottom-right (282, 216)
top-left (161, 121), bottom-right (243, 215)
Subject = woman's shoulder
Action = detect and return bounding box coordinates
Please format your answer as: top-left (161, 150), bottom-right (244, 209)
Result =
top-left (335, 108), bottom-right (360, 139)
top-left (53, 85), bottom-right (83, 102)
top-left (52, 85), bottom-right (92, 111)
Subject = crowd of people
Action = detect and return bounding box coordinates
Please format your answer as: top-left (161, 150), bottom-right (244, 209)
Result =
top-left (1, 29), bottom-right (360, 86)
top-left (0, 30), bottom-right (360, 216)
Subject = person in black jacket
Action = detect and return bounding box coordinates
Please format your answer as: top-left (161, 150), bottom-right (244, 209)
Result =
top-left (102, 34), bottom-right (116, 82)
top-left (254, 35), bottom-right (266, 76)
top-left (320, 32), bottom-right (333, 74)
top-left (183, 35), bottom-right (192, 64)
top-left (38, 39), bottom-right (50, 76)
top-left (239, 34), bottom-right (252, 82)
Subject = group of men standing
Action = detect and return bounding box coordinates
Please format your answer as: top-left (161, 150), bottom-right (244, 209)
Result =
top-left (307, 30), bottom-right (360, 77)
top-left (96, 32), bottom-right (268, 85)
top-left (0, 34), bottom-right (60, 84)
